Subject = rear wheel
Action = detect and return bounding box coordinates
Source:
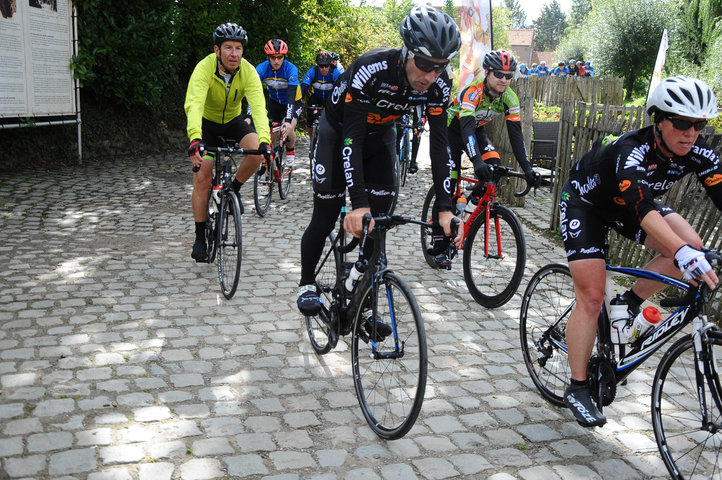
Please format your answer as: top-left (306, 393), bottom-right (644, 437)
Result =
top-left (419, 186), bottom-right (438, 268)
top-left (519, 264), bottom-right (574, 406)
top-left (306, 234), bottom-right (340, 355)
top-left (351, 272), bottom-right (427, 440)
top-left (217, 191), bottom-right (242, 299)
top-left (651, 333), bottom-right (722, 480)
top-left (253, 159), bottom-right (273, 217)
top-left (277, 146), bottom-right (292, 199)
top-left (205, 190), bottom-right (218, 264)
top-left (463, 204), bottom-right (525, 307)
top-left (399, 130), bottom-right (411, 187)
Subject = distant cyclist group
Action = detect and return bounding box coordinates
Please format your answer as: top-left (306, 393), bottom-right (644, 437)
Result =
top-left (183, 5), bottom-right (722, 444)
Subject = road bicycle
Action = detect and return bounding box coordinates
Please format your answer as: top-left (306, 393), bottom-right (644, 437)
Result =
top-left (305, 209), bottom-right (455, 439)
top-left (397, 114), bottom-right (424, 187)
top-left (306, 105), bottom-right (324, 172)
top-left (519, 225), bottom-right (722, 480)
top-left (253, 122), bottom-right (293, 217)
top-left (420, 164), bottom-right (533, 308)
top-left (193, 140), bottom-right (265, 299)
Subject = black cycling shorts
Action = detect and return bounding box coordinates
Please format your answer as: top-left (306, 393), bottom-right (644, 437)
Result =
top-left (559, 181), bottom-right (675, 261)
top-left (201, 115), bottom-right (256, 147)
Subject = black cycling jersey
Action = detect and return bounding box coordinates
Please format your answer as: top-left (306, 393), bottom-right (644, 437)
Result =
top-left (560, 125), bottom-right (722, 260)
top-left (325, 47), bottom-right (454, 211)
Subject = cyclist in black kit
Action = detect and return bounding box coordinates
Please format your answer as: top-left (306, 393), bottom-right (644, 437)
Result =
top-left (560, 76), bottom-right (722, 427)
top-left (297, 6), bottom-right (462, 315)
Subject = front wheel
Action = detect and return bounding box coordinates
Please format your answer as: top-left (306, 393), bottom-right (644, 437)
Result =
top-left (277, 146), bottom-right (292, 200)
top-left (651, 333), bottom-right (722, 480)
top-left (351, 272), bottom-right (427, 440)
top-left (519, 264), bottom-right (574, 406)
top-left (419, 186), bottom-right (438, 268)
top-left (463, 204), bottom-right (525, 308)
top-left (253, 159), bottom-right (273, 217)
top-left (217, 191), bottom-right (242, 299)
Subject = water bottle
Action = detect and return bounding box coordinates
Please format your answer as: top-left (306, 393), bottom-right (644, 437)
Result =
top-left (345, 262), bottom-right (365, 292)
top-left (455, 195), bottom-right (467, 219)
top-left (462, 196), bottom-right (478, 222)
top-left (608, 294), bottom-right (631, 344)
top-left (629, 306), bottom-right (661, 341)
top-left (212, 184), bottom-right (223, 205)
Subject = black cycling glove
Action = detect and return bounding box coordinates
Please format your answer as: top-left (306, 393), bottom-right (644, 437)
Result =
top-left (259, 142), bottom-right (272, 161)
top-left (471, 156), bottom-right (491, 182)
top-left (188, 139), bottom-right (205, 157)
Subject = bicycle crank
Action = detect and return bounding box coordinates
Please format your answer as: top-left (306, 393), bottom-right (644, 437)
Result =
top-left (588, 356), bottom-right (617, 407)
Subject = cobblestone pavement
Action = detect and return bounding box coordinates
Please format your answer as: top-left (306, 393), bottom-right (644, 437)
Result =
top-left (0, 137), bottom-right (673, 480)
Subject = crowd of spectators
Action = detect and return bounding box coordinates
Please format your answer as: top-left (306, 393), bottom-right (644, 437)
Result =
top-left (519, 59), bottom-right (595, 77)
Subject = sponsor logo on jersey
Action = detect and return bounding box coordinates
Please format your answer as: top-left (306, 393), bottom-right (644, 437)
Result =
top-left (580, 247), bottom-right (601, 254)
top-left (344, 138), bottom-right (352, 146)
top-left (624, 144), bottom-right (650, 169)
top-left (351, 60), bottom-right (388, 90)
top-left (342, 146), bottom-right (354, 186)
top-left (704, 173), bottom-right (722, 187)
top-left (571, 174), bottom-right (601, 195)
top-left (569, 219), bottom-right (580, 230)
top-left (376, 98), bottom-right (410, 111)
top-left (428, 107), bottom-right (443, 116)
top-left (618, 179), bottom-right (631, 191)
top-left (613, 196), bottom-right (626, 205)
top-left (691, 145), bottom-right (717, 161)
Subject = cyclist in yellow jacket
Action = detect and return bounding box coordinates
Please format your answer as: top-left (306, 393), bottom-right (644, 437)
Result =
top-left (185, 23), bottom-right (271, 262)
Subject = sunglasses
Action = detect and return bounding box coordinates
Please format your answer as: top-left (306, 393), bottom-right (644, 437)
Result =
top-left (410, 53), bottom-right (448, 74)
top-left (318, 64), bottom-right (330, 68)
top-left (491, 71), bottom-right (514, 80)
top-left (269, 55), bottom-right (284, 61)
top-left (668, 117), bottom-right (708, 132)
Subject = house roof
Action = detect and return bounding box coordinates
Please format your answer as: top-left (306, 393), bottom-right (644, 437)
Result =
top-left (508, 29), bottom-right (534, 47)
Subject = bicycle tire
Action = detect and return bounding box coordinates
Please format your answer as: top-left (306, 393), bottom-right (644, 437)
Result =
top-left (419, 186), bottom-right (438, 269)
top-left (651, 333), bottom-right (722, 480)
top-left (463, 203), bottom-right (526, 307)
top-left (205, 188), bottom-right (219, 264)
top-left (253, 159), bottom-right (273, 217)
top-left (351, 272), bottom-right (427, 440)
top-left (217, 191), bottom-right (242, 299)
top-left (519, 264), bottom-right (574, 407)
top-left (306, 234), bottom-right (339, 355)
top-left (277, 145), bottom-right (292, 200)
top-left (399, 129), bottom-right (411, 187)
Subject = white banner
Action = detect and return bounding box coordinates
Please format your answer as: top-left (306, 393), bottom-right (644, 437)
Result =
top-left (646, 28), bottom-right (668, 105)
top-left (458, 0), bottom-right (493, 90)
top-left (0, 0), bottom-right (76, 118)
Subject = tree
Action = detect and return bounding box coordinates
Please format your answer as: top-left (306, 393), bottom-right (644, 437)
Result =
top-left (492, 5), bottom-right (511, 50)
top-left (504, 0), bottom-right (527, 29)
top-left (674, 0), bottom-right (722, 66)
top-left (532, 0), bottom-right (568, 51)
top-left (569, 0), bottom-right (592, 29)
top-left (584, 0), bottom-right (672, 99)
top-left (382, 0), bottom-right (415, 33)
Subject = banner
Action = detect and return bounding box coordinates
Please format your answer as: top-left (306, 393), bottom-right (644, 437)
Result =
top-left (0, 0), bottom-right (76, 118)
top-left (458, 0), bottom-right (493, 90)
top-left (646, 28), bottom-right (668, 104)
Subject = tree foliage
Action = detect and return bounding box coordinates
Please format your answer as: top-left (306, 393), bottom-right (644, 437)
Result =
top-left (504, 0), bottom-right (527, 29)
top-left (674, 0), bottom-right (722, 66)
top-left (492, 5), bottom-right (511, 50)
top-left (568, 0), bottom-right (592, 29)
top-left (583, 0), bottom-right (671, 99)
top-left (532, 0), bottom-right (568, 51)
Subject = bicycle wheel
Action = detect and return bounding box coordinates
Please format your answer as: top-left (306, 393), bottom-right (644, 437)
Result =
top-left (277, 146), bottom-right (292, 200)
top-left (306, 234), bottom-right (339, 355)
top-left (217, 191), bottom-right (242, 299)
top-left (651, 333), bottom-right (722, 480)
top-left (205, 190), bottom-right (219, 264)
top-left (463, 203), bottom-right (526, 308)
top-left (399, 130), bottom-right (411, 187)
top-left (253, 159), bottom-right (273, 217)
top-left (419, 186), bottom-right (438, 268)
top-left (351, 272), bottom-right (427, 440)
top-left (519, 264), bottom-right (574, 407)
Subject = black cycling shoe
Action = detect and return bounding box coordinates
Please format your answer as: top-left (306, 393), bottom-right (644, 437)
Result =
top-left (409, 161), bottom-right (418, 174)
top-left (297, 285), bottom-right (322, 315)
top-left (563, 383), bottom-right (607, 427)
top-left (433, 253), bottom-right (452, 270)
top-left (191, 239), bottom-right (208, 263)
top-left (363, 310), bottom-right (393, 342)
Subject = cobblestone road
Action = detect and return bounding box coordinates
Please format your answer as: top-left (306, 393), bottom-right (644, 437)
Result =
top-left (0, 138), bottom-right (672, 479)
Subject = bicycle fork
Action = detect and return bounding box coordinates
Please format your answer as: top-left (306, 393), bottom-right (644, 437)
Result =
top-left (692, 316), bottom-right (722, 433)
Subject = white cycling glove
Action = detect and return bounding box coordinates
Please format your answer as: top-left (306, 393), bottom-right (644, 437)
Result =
top-left (674, 244), bottom-right (712, 281)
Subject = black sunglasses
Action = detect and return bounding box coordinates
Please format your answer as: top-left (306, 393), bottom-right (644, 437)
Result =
top-left (491, 71), bottom-right (514, 80)
top-left (668, 117), bottom-right (708, 132)
top-left (412, 55), bottom-right (448, 74)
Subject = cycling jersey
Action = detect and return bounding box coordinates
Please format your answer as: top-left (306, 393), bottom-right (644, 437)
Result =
top-left (301, 65), bottom-right (341, 103)
top-left (560, 125), bottom-right (722, 260)
top-left (185, 53), bottom-right (270, 145)
top-left (256, 59), bottom-right (302, 121)
top-left (447, 77), bottom-right (529, 171)
top-left (325, 47), bottom-right (454, 211)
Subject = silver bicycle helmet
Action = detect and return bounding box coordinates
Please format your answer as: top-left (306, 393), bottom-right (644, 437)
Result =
top-left (213, 23), bottom-right (248, 47)
top-left (400, 6), bottom-right (461, 60)
top-left (647, 76), bottom-right (718, 119)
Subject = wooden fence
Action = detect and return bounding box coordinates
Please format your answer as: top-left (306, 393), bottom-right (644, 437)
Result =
top-left (514, 75), bottom-right (625, 105)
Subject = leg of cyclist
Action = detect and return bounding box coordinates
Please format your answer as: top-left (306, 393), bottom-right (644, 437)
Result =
top-left (282, 102), bottom-right (301, 166)
top-left (228, 117), bottom-right (264, 213)
top-left (191, 154), bottom-right (214, 262)
top-left (559, 190), bottom-right (608, 427)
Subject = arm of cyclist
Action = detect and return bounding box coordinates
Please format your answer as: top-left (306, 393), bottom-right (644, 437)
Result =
top-left (428, 105), bottom-right (462, 246)
top-left (343, 207), bottom-right (374, 239)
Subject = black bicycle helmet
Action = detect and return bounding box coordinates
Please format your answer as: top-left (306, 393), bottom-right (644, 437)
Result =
top-left (483, 50), bottom-right (517, 72)
top-left (316, 51), bottom-right (332, 66)
top-left (400, 6), bottom-right (461, 60)
top-left (213, 23), bottom-right (248, 47)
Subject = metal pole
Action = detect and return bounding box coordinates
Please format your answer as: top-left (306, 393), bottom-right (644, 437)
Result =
top-left (72, 2), bottom-right (82, 163)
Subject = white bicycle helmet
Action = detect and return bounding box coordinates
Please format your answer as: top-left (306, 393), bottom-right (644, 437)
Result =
top-left (647, 76), bottom-right (718, 119)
